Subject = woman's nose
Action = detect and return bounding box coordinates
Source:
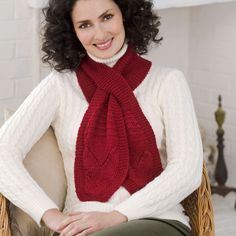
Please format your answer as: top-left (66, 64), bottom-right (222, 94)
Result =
top-left (94, 24), bottom-right (106, 41)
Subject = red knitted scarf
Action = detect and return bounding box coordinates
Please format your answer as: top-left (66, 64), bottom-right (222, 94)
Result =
top-left (74, 46), bottom-right (163, 202)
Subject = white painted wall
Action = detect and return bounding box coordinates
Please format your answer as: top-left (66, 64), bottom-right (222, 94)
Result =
top-left (188, 2), bottom-right (236, 187)
top-left (145, 7), bottom-right (191, 77)
top-left (0, 0), bottom-right (34, 125)
top-left (0, 1), bottom-right (236, 187)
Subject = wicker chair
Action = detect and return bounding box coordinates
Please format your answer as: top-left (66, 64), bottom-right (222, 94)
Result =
top-left (182, 162), bottom-right (215, 236)
top-left (0, 162), bottom-right (214, 236)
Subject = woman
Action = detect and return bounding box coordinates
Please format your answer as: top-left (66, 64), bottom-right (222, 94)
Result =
top-left (0, 0), bottom-right (203, 235)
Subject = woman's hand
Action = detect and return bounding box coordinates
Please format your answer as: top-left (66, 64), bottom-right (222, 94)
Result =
top-left (58, 210), bottom-right (128, 236)
top-left (42, 208), bottom-right (68, 233)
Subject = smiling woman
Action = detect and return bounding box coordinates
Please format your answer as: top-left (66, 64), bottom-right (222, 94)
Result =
top-left (71, 0), bottom-right (125, 59)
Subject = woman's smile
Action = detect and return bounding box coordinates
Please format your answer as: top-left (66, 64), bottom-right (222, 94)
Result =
top-left (94, 38), bottom-right (113, 50)
top-left (71, 0), bottom-right (125, 59)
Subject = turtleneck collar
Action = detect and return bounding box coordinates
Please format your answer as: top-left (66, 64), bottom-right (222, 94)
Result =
top-left (87, 43), bottom-right (128, 67)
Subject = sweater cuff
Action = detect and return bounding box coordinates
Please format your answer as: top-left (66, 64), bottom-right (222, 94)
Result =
top-left (114, 204), bottom-right (137, 222)
top-left (30, 200), bottom-right (59, 227)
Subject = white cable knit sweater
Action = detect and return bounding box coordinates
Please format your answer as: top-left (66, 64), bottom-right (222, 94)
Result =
top-left (0, 45), bottom-right (203, 228)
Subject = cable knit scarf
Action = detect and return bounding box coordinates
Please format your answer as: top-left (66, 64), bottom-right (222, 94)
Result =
top-left (74, 46), bottom-right (163, 202)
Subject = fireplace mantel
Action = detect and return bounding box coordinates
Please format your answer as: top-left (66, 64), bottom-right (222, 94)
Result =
top-left (28, 0), bottom-right (236, 9)
top-left (154, 0), bottom-right (236, 9)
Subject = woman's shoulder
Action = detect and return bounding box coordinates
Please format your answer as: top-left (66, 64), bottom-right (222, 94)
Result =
top-left (40, 69), bottom-right (78, 91)
top-left (149, 65), bottom-right (193, 106)
top-left (146, 64), bottom-right (186, 92)
top-left (44, 69), bottom-right (76, 82)
top-left (150, 65), bottom-right (185, 83)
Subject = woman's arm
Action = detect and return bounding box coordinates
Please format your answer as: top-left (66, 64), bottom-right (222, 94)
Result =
top-left (0, 71), bottom-right (61, 226)
top-left (114, 69), bottom-right (203, 220)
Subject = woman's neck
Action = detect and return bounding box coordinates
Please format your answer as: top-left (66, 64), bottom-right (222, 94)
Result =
top-left (87, 43), bottom-right (128, 67)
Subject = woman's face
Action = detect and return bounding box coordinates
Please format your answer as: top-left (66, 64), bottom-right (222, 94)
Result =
top-left (71, 0), bottom-right (125, 59)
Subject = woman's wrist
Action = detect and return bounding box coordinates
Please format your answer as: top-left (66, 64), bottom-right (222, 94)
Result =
top-left (42, 208), bottom-right (61, 222)
top-left (42, 208), bottom-right (66, 232)
top-left (109, 210), bottom-right (128, 225)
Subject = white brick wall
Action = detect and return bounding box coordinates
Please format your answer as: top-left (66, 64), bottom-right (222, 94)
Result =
top-left (0, 0), bottom-right (14, 20)
top-left (146, 8), bottom-right (191, 76)
top-left (0, 0), bottom-right (34, 125)
top-left (188, 2), bottom-right (236, 188)
top-left (0, 41), bottom-right (15, 59)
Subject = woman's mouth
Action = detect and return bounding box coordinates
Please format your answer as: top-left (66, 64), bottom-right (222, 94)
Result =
top-left (94, 38), bottom-right (113, 50)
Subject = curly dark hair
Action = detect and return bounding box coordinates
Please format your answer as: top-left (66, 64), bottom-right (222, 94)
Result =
top-left (41, 0), bottom-right (163, 72)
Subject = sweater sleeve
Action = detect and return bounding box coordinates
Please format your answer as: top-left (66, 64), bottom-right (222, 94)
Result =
top-left (0, 71), bottom-right (61, 226)
top-left (114, 69), bottom-right (203, 220)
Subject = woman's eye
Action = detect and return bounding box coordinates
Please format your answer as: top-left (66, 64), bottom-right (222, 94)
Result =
top-left (79, 23), bottom-right (91, 29)
top-left (103, 14), bottom-right (113, 21)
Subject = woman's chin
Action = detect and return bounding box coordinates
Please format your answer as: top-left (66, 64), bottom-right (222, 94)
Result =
top-left (92, 50), bottom-right (116, 59)
top-left (90, 43), bottom-right (123, 59)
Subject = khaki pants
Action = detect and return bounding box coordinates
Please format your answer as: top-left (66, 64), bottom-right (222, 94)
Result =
top-left (52, 218), bottom-right (191, 236)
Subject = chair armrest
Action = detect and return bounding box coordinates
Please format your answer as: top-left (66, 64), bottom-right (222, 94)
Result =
top-left (182, 162), bottom-right (215, 236)
top-left (0, 194), bottom-right (11, 236)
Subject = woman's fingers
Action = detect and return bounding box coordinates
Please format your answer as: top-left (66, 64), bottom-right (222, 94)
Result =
top-left (66, 211), bottom-right (81, 216)
top-left (57, 213), bottom-right (83, 231)
top-left (77, 227), bottom-right (96, 236)
top-left (59, 220), bottom-right (89, 236)
top-left (58, 211), bottom-right (120, 235)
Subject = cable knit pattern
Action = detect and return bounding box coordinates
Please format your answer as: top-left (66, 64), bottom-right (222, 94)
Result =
top-left (0, 49), bottom-right (203, 228)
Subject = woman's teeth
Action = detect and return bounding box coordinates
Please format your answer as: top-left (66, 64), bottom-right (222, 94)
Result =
top-left (95, 39), bottom-right (113, 50)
